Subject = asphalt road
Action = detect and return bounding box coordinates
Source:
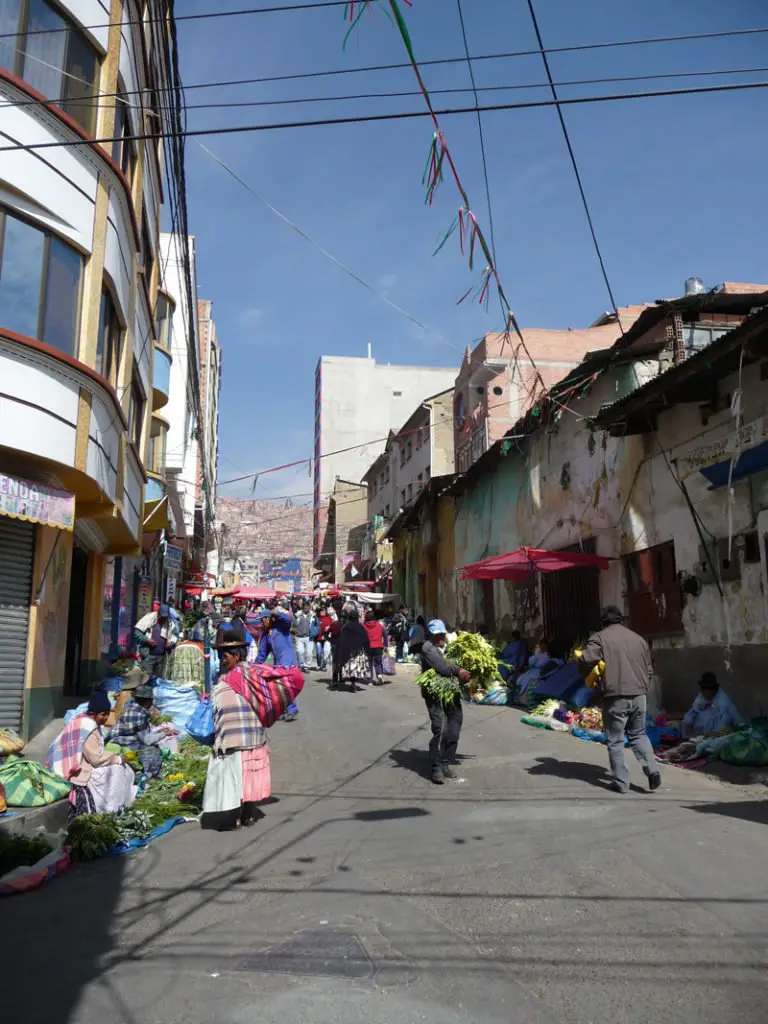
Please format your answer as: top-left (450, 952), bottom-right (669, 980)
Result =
top-left (5, 665), bottom-right (768, 1024)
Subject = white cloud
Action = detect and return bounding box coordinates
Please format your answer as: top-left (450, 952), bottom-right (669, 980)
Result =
top-left (240, 307), bottom-right (264, 325)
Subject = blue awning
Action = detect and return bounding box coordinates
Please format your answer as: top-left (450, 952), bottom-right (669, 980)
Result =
top-left (699, 439), bottom-right (768, 489)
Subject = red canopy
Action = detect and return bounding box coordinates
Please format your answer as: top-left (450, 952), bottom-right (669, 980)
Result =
top-left (461, 546), bottom-right (610, 581)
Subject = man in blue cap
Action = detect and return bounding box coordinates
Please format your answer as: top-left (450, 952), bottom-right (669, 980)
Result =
top-left (420, 619), bottom-right (470, 785)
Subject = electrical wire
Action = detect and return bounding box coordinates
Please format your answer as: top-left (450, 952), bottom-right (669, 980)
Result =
top-left (9, 63), bottom-right (768, 114)
top-left (454, 0), bottom-right (496, 265)
top-left (0, 0), bottom-right (368, 40)
top-left (3, 79), bottom-right (766, 153)
top-left (525, 0), bottom-right (622, 328)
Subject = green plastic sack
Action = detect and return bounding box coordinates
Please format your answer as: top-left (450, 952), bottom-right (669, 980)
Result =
top-left (0, 755), bottom-right (71, 807)
top-left (719, 729), bottom-right (768, 768)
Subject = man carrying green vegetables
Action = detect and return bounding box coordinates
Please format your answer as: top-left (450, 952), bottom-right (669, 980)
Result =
top-left (421, 620), bottom-right (471, 785)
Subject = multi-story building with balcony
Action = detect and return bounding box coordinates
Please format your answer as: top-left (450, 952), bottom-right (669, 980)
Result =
top-left (0, 0), bottom-right (183, 738)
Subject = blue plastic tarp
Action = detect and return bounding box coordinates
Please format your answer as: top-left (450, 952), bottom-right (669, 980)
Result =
top-left (107, 817), bottom-right (191, 856)
top-left (152, 679), bottom-right (200, 734)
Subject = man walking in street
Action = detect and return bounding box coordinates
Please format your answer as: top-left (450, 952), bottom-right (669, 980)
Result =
top-left (579, 606), bottom-right (661, 794)
top-left (293, 601), bottom-right (313, 671)
top-left (390, 604), bottom-right (409, 663)
top-left (420, 619), bottom-right (471, 785)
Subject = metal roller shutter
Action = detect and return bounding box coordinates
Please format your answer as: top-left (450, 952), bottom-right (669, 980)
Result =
top-left (0, 518), bottom-right (34, 732)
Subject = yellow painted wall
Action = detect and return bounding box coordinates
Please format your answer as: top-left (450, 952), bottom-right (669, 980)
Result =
top-left (22, 525), bottom-right (73, 738)
top-left (437, 495), bottom-right (456, 625)
top-left (28, 526), bottom-right (72, 692)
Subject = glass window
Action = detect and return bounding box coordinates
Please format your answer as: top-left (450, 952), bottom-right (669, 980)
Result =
top-left (42, 235), bottom-right (81, 354)
top-left (154, 293), bottom-right (172, 349)
top-left (0, 212), bottom-right (45, 337)
top-left (148, 419), bottom-right (165, 475)
top-left (96, 288), bottom-right (122, 383)
top-left (2, 0), bottom-right (99, 134)
top-left (0, 0), bottom-right (22, 72)
top-left (112, 92), bottom-right (136, 181)
top-left (62, 29), bottom-right (98, 134)
top-left (141, 218), bottom-right (154, 284)
top-left (128, 370), bottom-right (144, 448)
top-left (23, 0), bottom-right (66, 100)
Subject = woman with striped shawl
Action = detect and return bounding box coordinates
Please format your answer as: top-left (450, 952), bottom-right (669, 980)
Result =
top-left (48, 691), bottom-right (137, 819)
top-left (202, 631), bottom-right (271, 831)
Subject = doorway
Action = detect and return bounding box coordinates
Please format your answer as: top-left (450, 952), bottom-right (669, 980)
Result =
top-left (64, 544), bottom-right (89, 695)
top-left (541, 539), bottom-right (601, 658)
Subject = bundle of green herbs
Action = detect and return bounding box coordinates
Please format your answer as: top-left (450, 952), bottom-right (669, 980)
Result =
top-left (0, 833), bottom-right (53, 876)
top-left (414, 631), bottom-right (502, 707)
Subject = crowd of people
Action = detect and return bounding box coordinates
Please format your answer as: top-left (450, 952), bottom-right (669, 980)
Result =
top-left (46, 580), bottom-right (745, 829)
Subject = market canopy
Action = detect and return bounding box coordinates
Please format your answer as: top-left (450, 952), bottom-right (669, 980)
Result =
top-left (461, 547), bottom-right (610, 581)
top-left (233, 586), bottom-right (278, 600)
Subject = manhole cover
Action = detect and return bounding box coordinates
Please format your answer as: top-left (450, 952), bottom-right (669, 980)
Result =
top-left (238, 928), bottom-right (373, 980)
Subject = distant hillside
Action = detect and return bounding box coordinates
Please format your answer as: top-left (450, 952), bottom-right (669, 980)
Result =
top-left (217, 496), bottom-right (313, 583)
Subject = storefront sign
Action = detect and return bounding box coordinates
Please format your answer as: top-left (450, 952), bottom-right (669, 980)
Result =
top-left (166, 577), bottom-right (176, 602)
top-left (0, 473), bottom-right (75, 531)
top-left (136, 575), bottom-right (153, 621)
top-left (680, 417), bottom-right (768, 478)
top-left (164, 543), bottom-right (183, 573)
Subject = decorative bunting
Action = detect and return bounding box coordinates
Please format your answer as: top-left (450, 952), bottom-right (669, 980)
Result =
top-left (422, 132), bottom-right (447, 205)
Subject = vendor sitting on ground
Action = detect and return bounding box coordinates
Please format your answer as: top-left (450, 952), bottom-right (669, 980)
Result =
top-left (528, 640), bottom-right (551, 670)
top-left (48, 691), bottom-right (137, 818)
top-left (107, 683), bottom-right (179, 777)
top-left (498, 630), bottom-right (527, 682)
top-left (682, 672), bottom-right (743, 737)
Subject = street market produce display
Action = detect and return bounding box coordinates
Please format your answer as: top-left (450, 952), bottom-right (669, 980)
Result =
top-left (0, 833), bottom-right (52, 876)
top-left (65, 738), bottom-right (209, 860)
top-left (415, 632), bottom-right (501, 707)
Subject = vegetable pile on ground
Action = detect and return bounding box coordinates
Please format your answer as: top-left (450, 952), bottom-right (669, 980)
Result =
top-left (66, 738), bottom-right (209, 860)
top-left (415, 631), bottom-right (502, 707)
top-left (0, 833), bottom-right (53, 876)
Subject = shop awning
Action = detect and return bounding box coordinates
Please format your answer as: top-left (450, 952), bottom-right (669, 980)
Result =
top-left (143, 495), bottom-right (171, 532)
top-left (461, 546), bottom-right (610, 580)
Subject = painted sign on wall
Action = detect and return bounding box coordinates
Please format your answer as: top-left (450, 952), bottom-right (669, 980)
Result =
top-left (0, 473), bottom-right (74, 531)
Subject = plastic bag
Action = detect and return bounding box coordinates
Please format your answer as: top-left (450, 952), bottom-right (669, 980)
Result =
top-left (0, 756), bottom-right (71, 806)
top-left (719, 728), bottom-right (768, 767)
top-left (186, 695), bottom-right (215, 746)
top-left (382, 653), bottom-right (396, 676)
top-left (153, 679), bottom-right (200, 734)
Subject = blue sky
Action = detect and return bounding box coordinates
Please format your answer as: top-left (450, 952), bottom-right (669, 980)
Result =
top-left (177, 0), bottom-right (767, 500)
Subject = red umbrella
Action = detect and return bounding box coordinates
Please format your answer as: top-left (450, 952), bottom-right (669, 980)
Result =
top-left (461, 546), bottom-right (610, 580)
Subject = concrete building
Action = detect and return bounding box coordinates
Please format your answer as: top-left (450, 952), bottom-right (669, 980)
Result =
top-left (442, 282), bottom-right (768, 716)
top-left (0, 0), bottom-right (179, 737)
top-left (453, 307), bottom-right (647, 472)
top-left (313, 354), bottom-right (456, 573)
top-left (196, 299), bottom-right (221, 583)
top-left (157, 232), bottom-right (201, 602)
top-left (325, 479), bottom-right (369, 584)
top-left (361, 388), bottom-right (455, 584)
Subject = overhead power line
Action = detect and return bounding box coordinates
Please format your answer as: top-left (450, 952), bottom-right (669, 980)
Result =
top-left (455, 0), bottom-right (497, 265)
top-left (0, 0), bottom-right (359, 40)
top-left (2, 79), bottom-right (767, 154)
top-left (6, 63), bottom-right (768, 115)
top-left (525, 0), bottom-right (622, 327)
top-left (3, 24), bottom-right (766, 104)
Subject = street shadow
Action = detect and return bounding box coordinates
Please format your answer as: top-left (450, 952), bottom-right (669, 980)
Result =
top-left (388, 747), bottom-right (432, 780)
top-left (353, 806), bottom-right (430, 822)
top-left (3, 851), bottom-right (128, 1023)
top-left (687, 800), bottom-right (768, 826)
top-left (527, 756), bottom-right (613, 791)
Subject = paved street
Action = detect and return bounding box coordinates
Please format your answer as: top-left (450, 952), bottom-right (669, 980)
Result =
top-left (5, 666), bottom-right (768, 1024)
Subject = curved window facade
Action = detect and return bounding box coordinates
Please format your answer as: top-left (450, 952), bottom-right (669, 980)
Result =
top-left (0, 206), bottom-right (83, 355)
top-left (0, 0), bottom-right (99, 133)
